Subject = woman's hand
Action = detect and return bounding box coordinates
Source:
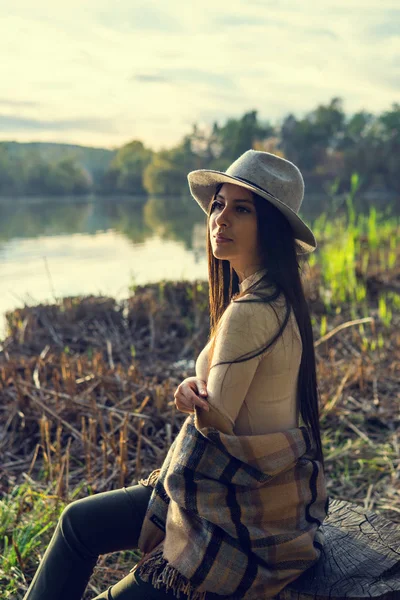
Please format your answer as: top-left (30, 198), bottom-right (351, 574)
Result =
top-left (174, 376), bottom-right (209, 414)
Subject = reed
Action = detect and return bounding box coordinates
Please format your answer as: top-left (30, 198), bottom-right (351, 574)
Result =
top-left (310, 173), bottom-right (400, 331)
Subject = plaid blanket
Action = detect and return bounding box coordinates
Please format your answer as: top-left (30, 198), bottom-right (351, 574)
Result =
top-left (134, 406), bottom-right (328, 599)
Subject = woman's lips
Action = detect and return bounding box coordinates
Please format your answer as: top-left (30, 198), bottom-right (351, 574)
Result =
top-left (215, 235), bottom-right (232, 244)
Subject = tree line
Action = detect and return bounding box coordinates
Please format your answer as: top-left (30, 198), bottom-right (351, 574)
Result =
top-left (0, 97), bottom-right (399, 197)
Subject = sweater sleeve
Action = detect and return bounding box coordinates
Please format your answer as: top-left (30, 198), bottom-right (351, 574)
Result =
top-left (206, 298), bottom-right (283, 427)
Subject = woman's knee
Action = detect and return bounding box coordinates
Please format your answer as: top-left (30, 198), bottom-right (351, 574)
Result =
top-left (57, 486), bottom-right (152, 559)
top-left (59, 498), bottom-right (89, 533)
top-left (58, 497), bottom-right (99, 558)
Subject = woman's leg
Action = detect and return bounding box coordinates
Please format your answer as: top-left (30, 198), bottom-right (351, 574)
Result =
top-left (23, 484), bottom-right (152, 600)
top-left (93, 570), bottom-right (227, 600)
top-left (92, 571), bottom-right (182, 600)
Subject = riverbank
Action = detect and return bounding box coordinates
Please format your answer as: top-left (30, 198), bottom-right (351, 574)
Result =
top-left (1, 270), bottom-right (399, 598)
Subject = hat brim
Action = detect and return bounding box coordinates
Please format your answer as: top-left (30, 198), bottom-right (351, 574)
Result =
top-left (187, 169), bottom-right (316, 254)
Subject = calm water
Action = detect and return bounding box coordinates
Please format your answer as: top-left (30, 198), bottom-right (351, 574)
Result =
top-left (0, 192), bottom-right (398, 340)
top-left (0, 195), bottom-right (209, 340)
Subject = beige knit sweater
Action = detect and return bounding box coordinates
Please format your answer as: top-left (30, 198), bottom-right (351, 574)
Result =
top-left (195, 268), bottom-right (303, 435)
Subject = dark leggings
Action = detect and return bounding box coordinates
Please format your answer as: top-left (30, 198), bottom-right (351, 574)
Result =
top-left (22, 484), bottom-right (182, 600)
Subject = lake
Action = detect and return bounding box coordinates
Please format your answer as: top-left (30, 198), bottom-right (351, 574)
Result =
top-left (0, 195), bottom-right (210, 340)
top-left (0, 191), bottom-right (398, 341)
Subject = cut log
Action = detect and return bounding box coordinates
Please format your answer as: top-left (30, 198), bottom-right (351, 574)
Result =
top-left (278, 499), bottom-right (400, 600)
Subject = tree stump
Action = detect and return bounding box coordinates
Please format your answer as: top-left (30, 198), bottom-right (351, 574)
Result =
top-left (278, 499), bottom-right (400, 599)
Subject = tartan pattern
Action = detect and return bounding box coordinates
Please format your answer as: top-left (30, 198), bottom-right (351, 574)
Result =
top-left (135, 413), bottom-right (328, 600)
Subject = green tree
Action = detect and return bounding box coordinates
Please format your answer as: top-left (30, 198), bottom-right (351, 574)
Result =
top-left (334, 107), bottom-right (399, 194)
top-left (0, 145), bottom-right (20, 194)
top-left (279, 97), bottom-right (346, 172)
top-left (103, 140), bottom-right (152, 194)
top-left (42, 157), bottom-right (92, 195)
top-left (216, 110), bottom-right (274, 162)
top-left (143, 137), bottom-right (198, 195)
top-left (378, 103), bottom-right (400, 192)
top-left (143, 153), bottom-right (184, 195)
top-left (337, 111), bottom-right (375, 149)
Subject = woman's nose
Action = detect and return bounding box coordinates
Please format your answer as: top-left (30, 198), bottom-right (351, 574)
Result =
top-left (215, 207), bottom-right (230, 227)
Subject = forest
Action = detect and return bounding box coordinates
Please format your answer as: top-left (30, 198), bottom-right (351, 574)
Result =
top-left (1, 97), bottom-right (399, 198)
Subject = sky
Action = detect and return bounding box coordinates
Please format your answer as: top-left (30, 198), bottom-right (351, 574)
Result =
top-left (1, 0), bottom-right (399, 150)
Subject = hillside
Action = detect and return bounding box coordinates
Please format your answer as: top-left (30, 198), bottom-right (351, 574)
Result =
top-left (0, 140), bottom-right (115, 181)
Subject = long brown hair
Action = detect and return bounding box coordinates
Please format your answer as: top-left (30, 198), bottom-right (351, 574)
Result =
top-left (206, 183), bottom-right (324, 466)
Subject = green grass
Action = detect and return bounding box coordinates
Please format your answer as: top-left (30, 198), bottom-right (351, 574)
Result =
top-left (0, 483), bottom-right (65, 598)
top-left (310, 174), bottom-right (399, 320)
top-left (322, 425), bottom-right (398, 514)
top-left (0, 482), bottom-right (143, 599)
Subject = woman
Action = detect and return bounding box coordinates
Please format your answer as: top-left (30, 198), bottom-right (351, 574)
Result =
top-left (23, 150), bottom-right (328, 600)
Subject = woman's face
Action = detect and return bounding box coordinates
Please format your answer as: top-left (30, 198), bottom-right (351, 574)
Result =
top-left (208, 183), bottom-right (261, 278)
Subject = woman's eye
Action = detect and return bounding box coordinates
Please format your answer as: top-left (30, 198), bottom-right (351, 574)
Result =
top-left (211, 200), bottom-right (223, 212)
top-left (210, 201), bottom-right (250, 214)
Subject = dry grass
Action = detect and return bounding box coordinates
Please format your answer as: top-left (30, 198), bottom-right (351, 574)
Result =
top-left (0, 257), bottom-right (399, 597)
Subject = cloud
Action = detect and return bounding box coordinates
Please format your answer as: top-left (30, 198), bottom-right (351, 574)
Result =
top-left (131, 68), bottom-right (237, 90)
top-left (132, 75), bottom-right (170, 83)
top-left (307, 28), bottom-right (339, 40)
top-left (366, 13), bottom-right (400, 39)
top-left (0, 99), bottom-right (39, 108)
top-left (95, 3), bottom-right (183, 33)
top-left (195, 106), bottom-right (249, 125)
top-left (34, 82), bottom-right (71, 90)
top-left (212, 14), bottom-right (273, 27)
top-left (0, 115), bottom-right (118, 133)
top-left (0, 1), bottom-right (398, 150)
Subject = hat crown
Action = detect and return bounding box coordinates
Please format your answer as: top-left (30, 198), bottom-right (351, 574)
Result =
top-left (186, 148), bottom-right (316, 253)
top-left (225, 150), bottom-right (304, 214)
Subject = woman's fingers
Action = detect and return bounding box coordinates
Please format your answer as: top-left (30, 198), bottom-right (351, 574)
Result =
top-left (174, 392), bottom-right (209, 413)
top-left (191, 393), bottom-right (210, 411)
top-left (173, 382), bottom-right (209, 413)
top-left (173, 393), bottom-right (194, 413)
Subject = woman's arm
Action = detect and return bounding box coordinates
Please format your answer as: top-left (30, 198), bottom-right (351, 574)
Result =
top-left (206, 299), bottom-right (282, 426)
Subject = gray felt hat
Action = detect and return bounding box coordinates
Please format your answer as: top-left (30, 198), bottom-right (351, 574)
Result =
top-left (187, 149), bottom-right (316, 253)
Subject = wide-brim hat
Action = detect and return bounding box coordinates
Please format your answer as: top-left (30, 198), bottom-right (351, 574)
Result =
top-left (187, 149), bottom-right (316, 253)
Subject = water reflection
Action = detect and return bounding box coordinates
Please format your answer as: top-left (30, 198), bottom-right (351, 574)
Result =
top-left (0, 191), bottom-right (398, 279)
top-left (94, 197), bottom-right (151, 243)
top-left (144, 195), bottom-right (205, 249)
top-left (0, 192), bottom-right (398, 250)
top-left (0, 195), bottom-right (206, 249)
top-left (0, 199), bottom-right (93, 242)
top-left (192, 223), bottom-right (207, 263)
top-left (0, 195), bottom-right (209, 339)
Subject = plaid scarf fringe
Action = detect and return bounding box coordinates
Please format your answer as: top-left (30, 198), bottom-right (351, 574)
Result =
top-left (137, 548), bottom-right (207, 600)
